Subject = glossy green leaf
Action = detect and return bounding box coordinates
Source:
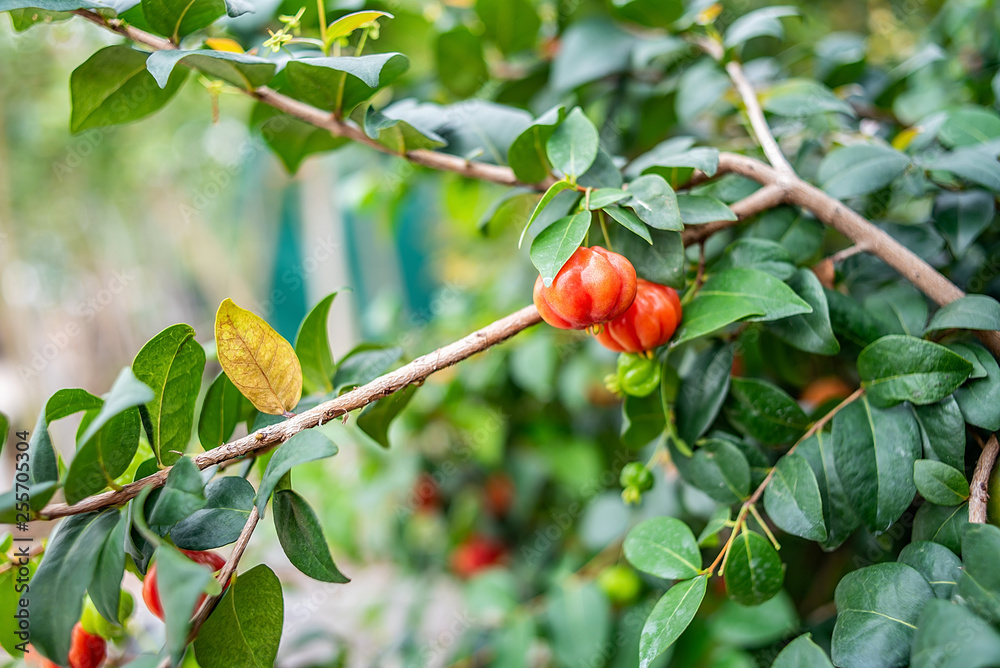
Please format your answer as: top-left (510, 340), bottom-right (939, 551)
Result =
top-left (713, 238), bottom-right (795, 280)
top-left (252, 103), bottom-right (349, 173)
top-left (70, 45), bottom-right (186, 132)
top-left (768, 269), bottom-right (841, 355)
top-left (674, 268), bottom-right (812, 344)
top-left (273, 489), bottom-right (349, 583)
top-left (141, 0), bottom-right (224, 40)
top-left (508, 106), bottom-right (566, 184)
top-left (546, 582), bottom-right (611, 668)
top-left (833, 397), bottom-right (921, 533)
top-left (926, 295), bottom-right (1000, 332)
top-left (764, 453), bottom-right (827, 541)
top-left (629, 141), bottom-right (719, 188)
top-left (332, 343), bottom-right (402, 393)
top-left (621, 391), bottom-right (666, 449)
top-left (952, 343), bottom-right (1000, 430)
top-left (357, 385), bottom-right (417, 448)
top-left (912, 502), bottom-right (969, 556)
top-left (529, 211), bottom-right (592, 286)
top-left (198, 372), bottom-right (244, 449)
top-left (933, 190), bottom-right (995, 254)
top-left (0, 412), bottom-right (7, 457)
top-left (911, 598), bottom-right (1000, 668)
top-left (171, 476), bottom-right (254, 550)
top-left (435, 25), bottom-right (488, 98)
top-left (256, 429), bottom-right (338, 516)
top-left (550, 18), bottom-right (633, 91)
top-left (673, 438), bottom-right (750, 503)
top-left (607, 225), bottom-right (684, 288)
top-left (284, 54), bottom-right (409, 115)
top-left (64, 407), bottom-right (141, 504)
top-left (825, 289), bottom-right (894, 349)
top-left (724, 6), bottom-right (799, 48)
top-left (675, 343), bottom-right (733, 445)
top-left (897, 541), bottom-right (961, 599)
top-left (156, 545), bottom-right (220, 660)
top-left (858, 335), bottom-right (971, 407)
top-left (517, 180), bottom-right (575, 248)
top-left (724, 531), bottom-right (784, 606)
top-left (913, 460), bottom-right (968, 506)
top-left (626, 174), bottom-right (682, 231)
top-left (624, 517), bottom-right (702, 580)
top-left (676, 59), bottom-right (729, 124)
top-left (939, 106), bottom-right (1000, 147)
top-left (929, 147), bottom-right (1000, 191)
top-left (798, 430), bottom-right (861, 551)
top-left (772, 634), bottom-right (834, 668)
top-left (748, 207), bottom-right (824, 264)
top-left (546, 108), bottom-right (599, 178)
top-left (325, 10), bottom-right (391, 41)
top-left (639, 576), bottom-right (707, 668)
top-left (762, 78), bottom-right (853, 116)
top-left (147, 456), bottom-right (206, 527)
top-left (361, 104), bottom-right (446, 154)
top-left (697, 506), bottom-right (731, 547)
top-left (27, 509), bottom-right (120, 663)
top-left (603, 205), bottom-right (652, 244)
top-left (726, 377), bottom-right (809, 445)
top-left (88, 510), bottom-right (127, 626)
top-left (956, 523), bottom-right (1000, 624)
top-left (831, 563), bottom-right (933, 668)
top-left (818, 144), bottom-right (910, 199)
top-left (676, 194), bottom-right (736, 225)
top-left (295, 293), bottom-right (338, 395)
top-left (911, 398), bottom-right (966, 471)
top-left (475, 0), bottom-right (539, 55)
top-left (146, 49), bottom-right (274, 90)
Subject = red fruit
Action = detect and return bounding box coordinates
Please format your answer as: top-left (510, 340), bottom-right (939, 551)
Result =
top-left (450, 535), bottom-right (505, 578)
top-left (142, 549), bottom-right (228, 621)
top-left (484, 473), bottom-right (514, 517)
top-left (533, 247), bottom-right (637, 330)
top-left (594, 279), bottom-right (682, 353)
top-left (24, 623), bottom-right (107, 668)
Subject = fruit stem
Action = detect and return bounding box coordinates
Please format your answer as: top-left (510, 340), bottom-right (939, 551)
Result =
top-left (599, 210), bottom-right (613, 251)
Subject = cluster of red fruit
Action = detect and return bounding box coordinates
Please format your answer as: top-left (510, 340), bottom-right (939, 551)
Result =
top-left (533, 247), bottom-right (682, 352)
top-left (25, 549), bottom-right (226, 668)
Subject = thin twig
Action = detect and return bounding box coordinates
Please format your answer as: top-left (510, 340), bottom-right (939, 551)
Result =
top-left (970, 434), bottom-right (999, 524)
top-left (828, 245), bottom-right (867, 264)
top-left (39, 306), bottom-right (542, 520)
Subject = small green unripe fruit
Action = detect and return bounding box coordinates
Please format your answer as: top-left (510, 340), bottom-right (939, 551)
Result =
top-left (598, 564), bottom-right (642, 605)
top-left (80, 591), bottom-right (134, 640)
top-left (616, 353), bottom-right (661, 397)
top-left (620, 462), bottom-right (654, 492)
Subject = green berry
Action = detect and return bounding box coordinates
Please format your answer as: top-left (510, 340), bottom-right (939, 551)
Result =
top-left (598, 564), bottom-right (642, 605)
top-left (620, 462), bottom-right (653, 492)
top-left (616, 353), bottom-right (661, 397)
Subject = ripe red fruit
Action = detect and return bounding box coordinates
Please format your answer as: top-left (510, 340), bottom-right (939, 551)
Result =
top-left (450, 535), bottom-right (505, 578)
top-left (24, 623), bottom-right (107, 668)
top-left (484, 473), bottom-right (514, 517)
top-left (533, 246), bottom-right (637, 330)
top-left (142, 549), bottom-right (228, 621)
top-left (594, 279), bottom-right (682, 353)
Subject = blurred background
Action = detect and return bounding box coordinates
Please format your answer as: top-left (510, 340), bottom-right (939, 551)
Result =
top-left (1, 0), bottom-right (997, 665)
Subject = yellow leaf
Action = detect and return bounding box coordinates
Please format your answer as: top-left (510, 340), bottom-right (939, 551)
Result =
top-left (892, 126), bottom-right (922, 151)
top-left (327, 10), bottom-right (393, 41)
top-left (215, 299), bottom-right (302, 415)
top-left (205, 38), bottom-right (245, 53)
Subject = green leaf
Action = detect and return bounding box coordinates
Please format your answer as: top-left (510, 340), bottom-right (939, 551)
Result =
top-left (475, 0), bottom-right (539, 55)
top-left (952, 343), bottom-right (1000, 430)
top-left (607, 225), bottom-right (684, 288)
top-left (725, 378), bottom-right (809, 445)
top-left (251, 102), bottom-right (349, 173)
top-left (926, 295), bottom-right (1000, 332)
top-left (133, 324), bottom-right (205, 466)
top-left (603, 205), bottom-right (652, 244)
top-left (517, 180), bottom-right (575, 248)
top-left (78, 368), bottom-right (153, 446)
top-left (764, 453), bottom-right (827, 541)
top-left (628, 141), bottom-right (719, 188)
top-left (911, 598), bottom-right (1000, 668)
top-left (147, 456), bottom-right (206, 527)
top-left (27, 509), bottom-right (119, 663)
top-left (621, 391), bottom-right (666, 449)
top-left (798, 431), bottom-right (861, 551)
top-left (71, 45), bottom-right (186, 133)
top-left (724, 6), bottom-right (799, 49)
top-left (772, 634), bottom-right (834, 668)
top-left (761, 78), bottom-right (853, 116)
top-left (825, 289), bottom-right (894, 349)
top-left (586, 188), bottom-right (630, 210)
top-left (0, 559), bottom-right (36, 656)
top-left (833, 397), bottom-right (921, 533)
top-left (546, 582), bottom-right (611, 668)
top-left (171, 476), bottom-right (254, 550)
top-left (198, 372), bottom-right (245, 449)
top-left (676, 194), bottom-right (736, 225)
top-left (913, 460), bottom-right (968, 506)
top-left (897, 541), bottom-right (961, 599)
top-left (713, 238), bottom-right (795, 280)
top-left (639, 576), bottom-right (707, 668)
top-left (357, 385), bottom-right (416, 448)
top-left (146, 50), bottom-right (275, 90)
top-left (0, 412), bottom-right (7, 456)
top-left (929, 147), bottom-right (1000, 191)
top-left (933, 190), bottom-right (995, 254)
top-left (550, 18), bottom-right (633, 91)
top-left (88, 510), bottom-right (127, 626)
top-left (676, 343), bottom-right (733, 445)
top-left (624, 517), bottom-right (702, 580)
top-left (912, 502), bottom-right (969, 556)
top-left (612, 0), bottom-right (684, 27)
top-left (724, 531), bottom-right (784, 606)
top-left (831, 563), bottom-right (933, 668)
top-left (768, 269), bottom-right (841, 355)
top-left (911, 397), bottom-right (966, 471)
top-left (818, 144), bottom-right (910, 199)
top-left (529, 211), bottom-right (591, 286)
top-left (284, 54), bottom-right (409, 116)
top-left (331, 344), bottom-right (402, 394)
top-left (435, 25), bottom-right (488, 98)
top-left (698, 506), bottom-right (731, 547)
top-left (939, 106), bottom-right (1000, 148)
top-left (155, 545), bottom-right (219, 660)
top-left (676, 59), bottom-right (730, 124)
top-left (748, 207), bottom-right (824, 264)
top-left (273, 489), bottom-right (349, 583)
top-left (141, 0), bottom-right (224, 40)
top-left (956, 523), bottom-right (1000, 624)
top-left (508, 106), bottom-right (566, 184)
top-left (674, 268), bottom-right (812, 344)
top-left (256, 429), bottom-right (338, 517)
top-left (325, 10), bottom-right (391, 42)
top-left (64, 407), bottom-right (141, 504)
top-left (673, 438), bottom-right (751, 503)
top-left (295, 293), bottom-right (338, 395)
top-left (626, 174), bottom-right (682, 231)
top-left (857, 335), bottom-right (971, 407)
top-left (546, 108), bottom-right (599, 178)
top-left (361, 104), bottom-right (447, 154)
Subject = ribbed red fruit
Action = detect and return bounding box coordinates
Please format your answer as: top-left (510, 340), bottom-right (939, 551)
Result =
top-left (594, 279), bottom-right (682, 353)
top-left (142, 549), bottom-right (228, 621)
top-left (533, 246), bottom-right (637, 330)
